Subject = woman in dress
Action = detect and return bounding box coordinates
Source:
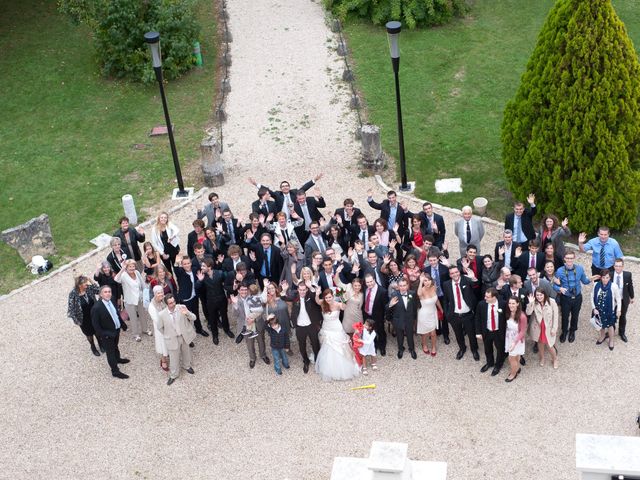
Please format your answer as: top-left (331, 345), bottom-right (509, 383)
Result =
top-left (66, 275), bottom-right (102, 356)
top-left (526, 289), bottom-right (559, 369)
top-left (106, 236), bottom-right (127, 274)
top-left (504, 296), bottom-right (527, 382)
top-left (402, 254), bottom-right (422, 291)
top-left (151, 211), bottom-right (180, 274)
top-left (261, 279), bottom-right (293, 354)
top-left (314, 289), bottom-right (360, 381)
top-left (94, 261), bottom-right (122, 307)
top-left (416, 273), bottom-right (442, 356)
top-left (381, 256), bottom-right (404, 298)
top-left (334, 264), bottom-right (364, 335)
top-left (480, 254), bottom-right (501, 295)
top-left (147, 285), bottom-right (169, 372)
top-left (538, 214), bottom-right (571, 259)
top-left (142, 241), bottom-right (161, 278)
top-left (115, 259), bottom-right (151, 342)
top-left (592, 269), bottom-right (621, 351)
top-left (149, 264), bottom-right (177, 296)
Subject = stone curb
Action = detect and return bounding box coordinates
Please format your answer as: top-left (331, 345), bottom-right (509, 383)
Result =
top-left (0, 188), bottom-right (208, 302)
top-left (373, 175), bottom-right (640, 263)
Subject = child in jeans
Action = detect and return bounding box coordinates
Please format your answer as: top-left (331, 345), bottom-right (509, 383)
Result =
top-left (265, 314), bottom-right (290, 375)
top-left (358, 319), bottom-right (377, 375)
top-left (242, 284), bottom-right (263, 339)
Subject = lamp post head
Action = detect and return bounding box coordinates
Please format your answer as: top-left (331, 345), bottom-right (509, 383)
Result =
top-left (144, 31), bottom-right (162, 68)
top-left (385, 21), bottom-right (401, 59)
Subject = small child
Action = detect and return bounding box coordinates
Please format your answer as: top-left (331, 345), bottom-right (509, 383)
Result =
top-left (242, 284), bottom-right (263, 339)
top-left (265, 314), bottom-right (290, 375)
top-left (358, 319), bottom-right (377, 375)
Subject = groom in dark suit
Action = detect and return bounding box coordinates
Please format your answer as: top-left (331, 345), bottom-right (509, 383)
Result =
top-left (443, 265), bottom-right (479, 361)
top-left (362, 273), bottom-right (388, 356)
top-left (387, 278), bottom-right (418, 359)
top-left (613, 258), bottom-right (634, 342)
top-left (285, 282), bottom-right (323, 373)
top-left (474, 288), bottom-right (506, 376)
top-left (91, 285), bottom-right (130, 379)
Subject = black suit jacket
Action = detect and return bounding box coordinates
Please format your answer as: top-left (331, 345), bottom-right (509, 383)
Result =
top-left (221, 255), bottom-right (251, 272)
top-left (618, 271), bottom-right (635, 305)
top-left (505, 206), bottom-right (537, 243)
top-left (114, 228), bottom-right (145, 261)
top-left (456, 257), bottom-right (484, 282)
top-left (424, 263), bottom-right (450, 296)
top-left (251, 245), bottom-right (284, 282)
top-left (367, 199), bottom-right (408, 229)
top-left (333, 207), bottom-right (363, 230)
top-left (217, 218), bottom-right (243, 250)
top-left (499, 285), bottom-right (527, 308)
top-left (289, 290), bottom-right (323, 329)
top-left (196, 270), bottom-right (228, 302)
top-left (513, 252), bottom-right (545, 279)
top-left (349, 224), bottom-right (375, 247)
top-left (265, 180), bottom-right (315, 211)
top-left (174, 265), bottom-right (198, 303)
top-left (186, 230), bottom-right (203, 260)
top-left (251, 199), bottom-right (278, 217)
top-left (388, 290), bottom-right (418, 331)
top-left (474, 300), bottom-right (507, 335)
top-left (362, 285), bottom-right (388, 326)
top-left (443, 277), bottom-right (478, 318)
top-left (494, 241), bottom-right (517, 269)
top-left (408, 211), bottom-right (446, 248)
top-left (91, 300), bottom-right (126, 338)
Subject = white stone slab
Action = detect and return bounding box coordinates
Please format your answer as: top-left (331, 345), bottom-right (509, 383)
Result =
top-left (171, 187), bottom-right (195, 200)
top-left (576, 433), bottom-right (640, 475)
top-left (89, 233), bottom-right (113, 249)
top-left (368, 441), bottom-right (408, 473)
top-left (434, 178), bottom-right (462, 193)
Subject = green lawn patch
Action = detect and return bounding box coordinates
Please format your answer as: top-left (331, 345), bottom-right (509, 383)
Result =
top-left (0, 0), bottom-right (217, 294)
top-left (344, 0), bottom-right (640, 254)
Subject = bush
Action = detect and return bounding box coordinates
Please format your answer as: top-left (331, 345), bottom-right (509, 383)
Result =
top-left (324, 0), bottom-right (467, 29)
top-left (501, 0), bottom-right (640, 232)
top-left (59, 0), bottom-right (200, 82)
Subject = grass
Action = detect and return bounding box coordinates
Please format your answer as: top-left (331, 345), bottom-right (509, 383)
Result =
top-left (344, 0), bottom-right (640, 254)
top-left (0, 0), bottom-right (217, 294)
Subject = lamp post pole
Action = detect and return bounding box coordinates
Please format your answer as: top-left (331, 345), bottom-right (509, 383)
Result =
top-left (144, 31), bottom-right (188, 197)
top-left (385, 21), bottom-right (409, 192)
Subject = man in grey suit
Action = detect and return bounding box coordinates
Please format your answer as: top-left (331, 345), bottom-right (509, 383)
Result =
top-left (230, 284), bottom-right (270, 369)
top-left (197, 192), bottom-right (230, 228)
top-left (523, 267), bottom-right (555, 300)
top-left (454, 206), bottom-right (485, 255)
top-left (156, 294), bottom-right (197, 385)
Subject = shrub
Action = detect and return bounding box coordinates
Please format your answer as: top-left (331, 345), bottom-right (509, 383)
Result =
top-left (501, 0), bottom-right (640, 232)
top-left (59, 0), bottom-right (200, 82)
top-left (324, 0), bottom-right (467, 29)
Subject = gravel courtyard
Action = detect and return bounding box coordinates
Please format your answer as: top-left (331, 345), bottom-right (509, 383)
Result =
top-left (2, 1), bottom-right (639, 479)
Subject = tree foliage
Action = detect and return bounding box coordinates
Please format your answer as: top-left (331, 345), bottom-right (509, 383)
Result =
top-left (324, 0), bottom-right (468, 29)
top-left (58, 0), bottom-right (200, 82)
top-left (502, 0), bottom-right (640, 232)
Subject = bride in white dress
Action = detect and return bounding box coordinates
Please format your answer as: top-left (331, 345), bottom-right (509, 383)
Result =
top-left (417, 273), bottom-right (442, 357)
top-left (314, 289), bottom-right (360, 381)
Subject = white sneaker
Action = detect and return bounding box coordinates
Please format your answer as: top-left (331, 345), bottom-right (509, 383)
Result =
top-left (146, 330), bottom-right (153, 336)
top-left (362, 368), bottom-right (368, 375)
top-left (135, 335), bottom-right (142, 342)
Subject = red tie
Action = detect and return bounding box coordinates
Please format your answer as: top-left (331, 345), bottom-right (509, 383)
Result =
top-left (455, 283), bottom-right (462, 310)
top-left (366, 288), bottom-right (372, 315)
top-left (491, 304), bottom-right (496, 331)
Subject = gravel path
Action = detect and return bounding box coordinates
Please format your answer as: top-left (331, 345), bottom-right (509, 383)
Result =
top-left (2, 1), bottom-right (639, 479)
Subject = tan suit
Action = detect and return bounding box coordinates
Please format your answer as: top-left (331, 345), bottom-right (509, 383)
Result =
top-left (157, 305), bottom-right (196, 379)
top-left (526, 298), bottom-right (559, 346)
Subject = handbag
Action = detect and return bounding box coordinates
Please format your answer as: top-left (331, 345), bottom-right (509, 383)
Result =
top-left (437, 309), bottom-right (444, 322)
top-left (589, 314), bottom-right (602, 331)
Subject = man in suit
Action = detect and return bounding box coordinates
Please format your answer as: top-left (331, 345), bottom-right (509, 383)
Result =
top-left (191, 244), bottom-right (213, 323)
top-left (504, 194), bottom-right (537, 247)
top-left (304, 221), bottom-right (328, 264)
top-left (500, 275), bottom-right (527, 309)
top-left (362, 273), bottom-right (388, 356)
top-left (293, 189), bottom-right (326, 244)
top-left (454, 206), bottom-right (485, 255)
top-left (387, 278), bottom-right (418, 359)
top-left (333, 198), bottom-right (362, 231)
top-left (195, 258), bottom-right (230, 345)
top-left (474, 288), bottom-right (506, 376)
top-left (524, 267), bottom-right (555, 300)
top-left (91, 285), bottom-right (130, 379)
top-left (113, 216), bottom-right (145, 270)
top-left (457, 244), bottom-right (483, 301)
top-left (361, 250), bottom-right (388, 288)
top-left (494, 229), bottom-right (517, 271)
top-left (367, 189), bottom-right (408, 231)
top-left (613, 258), bottom-right (634, 342)
top-left (217, 209), bottom-right (243, 253)
top-left (221, 244), bottom-right (250, 272)
top-left (249, 175), bottom-right (322, 218)
top-left (443, 265), bottom-right (479, 360)
top-left (512, 239), bottom-right (544, 280)
top-left (425, 252), bottom-right (451, 343)
top-left (174, 255), bottom-right (211, 338)
top-left (268, 212), bottom-right (304, 252)
top-left (285, 281), bottom-right (323, 373)
top-left (157, 294), bottom-right (197, 385)
top-left (251, 187), bottom-right (278, 217)
top-left (230, 283), bottom-right (270, 369)
top-left (350, 215), bottom-right (375, 248)
top-left (249, 233), bottom-right (284, 286)
top-left (409, 202), bottom-right (446, 249)
top-left (197, 192), bottom-right (230, 228)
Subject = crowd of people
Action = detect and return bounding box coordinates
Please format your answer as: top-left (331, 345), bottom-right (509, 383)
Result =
top-left (66, 174), bottom-right (635, 384)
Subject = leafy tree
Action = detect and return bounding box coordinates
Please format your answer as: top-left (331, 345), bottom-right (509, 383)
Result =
top-left (324, 0), bottom-right (467, 29)
top-left (502, 0), bottom-right (640, 232)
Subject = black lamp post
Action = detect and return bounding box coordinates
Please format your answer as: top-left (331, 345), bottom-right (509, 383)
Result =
top-left (144, 31), bottom-right (188, 197)
top-left (385, 21), bottom-right (410, 192)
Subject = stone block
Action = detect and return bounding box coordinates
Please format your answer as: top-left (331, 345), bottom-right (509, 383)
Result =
top-left (342, 68), bottom-right (354, 81)
top-left (1, 214), bottom-right (56, 264)
top-left (201, 136), bottom-right (225, 187)
top-left (361, 124), bottom-right (384, 170)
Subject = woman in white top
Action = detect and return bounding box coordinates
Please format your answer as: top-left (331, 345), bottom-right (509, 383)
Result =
top-left (416, 273), bottom-right (442, 356)
top-left (147, 285), bottom-right (169, 371)
top-left (151, 211), bottom-right (180, 274)
top-left (115, 259), bottom-right (151, 342)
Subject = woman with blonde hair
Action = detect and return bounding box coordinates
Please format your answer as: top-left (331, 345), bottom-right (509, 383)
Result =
top-left (115, 259), bottom-right (151, 342)
top-left (151, 211), bottom-right (180, 273)
top-left (147, 285), bottom-right (170, 372)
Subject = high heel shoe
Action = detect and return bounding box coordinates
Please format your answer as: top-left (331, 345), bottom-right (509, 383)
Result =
top-left (596, 338), bottom-right (606, 345)
top-left (608, 343), bottom-right (614, 351)
top-left (431, 350), bottom-right (437, 357)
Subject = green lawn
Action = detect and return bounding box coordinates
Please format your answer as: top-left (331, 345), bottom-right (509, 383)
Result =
top-left (0, 0), bottom-right (217, 294)
top-left (345, 0), bottom-right (640, 252)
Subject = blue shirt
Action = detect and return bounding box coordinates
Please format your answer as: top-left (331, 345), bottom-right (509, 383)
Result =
top-left (583, 238), bottom-right (623, 269)
top-left (261, 247), bottom-right (272, 277)
top-left (388, 204), bottom-right (398, 229)
top-left (553, 265), bottom-right (591, 296)
top-left (513, 215), bottom-right (525, 243)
